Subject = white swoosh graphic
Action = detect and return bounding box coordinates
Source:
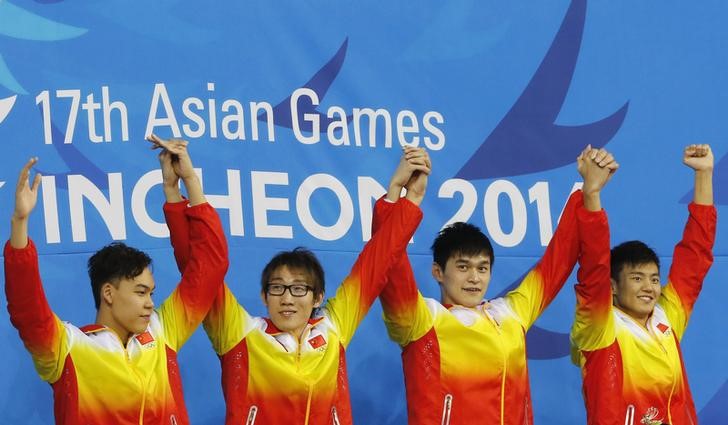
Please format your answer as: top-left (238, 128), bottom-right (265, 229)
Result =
top-left (0, 94), bottom-right (17, 124)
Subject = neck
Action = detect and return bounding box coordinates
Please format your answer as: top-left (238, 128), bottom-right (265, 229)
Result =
top-left (291, 324), bottom-right (308, 341)
top-left (614, 305), bottom-right (651, 329)
top-left (96, 310), bottom-right (132, 346)
top-left (440, 294), bottom-right (483, 309)
top-left (636, 315), bottom-right (650, 328)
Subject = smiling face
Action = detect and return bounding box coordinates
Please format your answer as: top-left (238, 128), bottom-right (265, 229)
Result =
top-left (433, 253), bottom-right (492, 308)
top-left (101, 267), bottom-right (155, 342)
top-left (611, 262), bottom-right (661, 326)
top-left (262, 265), bottom-right (323, 338)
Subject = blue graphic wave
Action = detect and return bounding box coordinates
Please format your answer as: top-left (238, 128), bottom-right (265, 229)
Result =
top-left (259, 38), bottom-right (351, 132)
top-left (0, 53), bottom-right (25, 94)
top-left (0, 1), bottom-right (86, 93)
top-left (456, 0), bottom-right (628, 179)
top-left (699, 379), bottom-right (728, 422)
top-left (36, 107), bottom-right (109, 190)
top-left (0, 1), bottom-right (86, 41)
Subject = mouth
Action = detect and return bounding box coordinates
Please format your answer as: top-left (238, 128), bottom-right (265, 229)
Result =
top-left (140, 315), bottom-right (151, 321)
top-left (462, 287), bottom-right (482, 294)
top-left (636, 295), bottom-right (654, 303)
top-left (279, 310), bottom-right (297, 318)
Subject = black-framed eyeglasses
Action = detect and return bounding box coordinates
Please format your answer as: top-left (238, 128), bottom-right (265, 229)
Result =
top-left (266, 283), bottom-right (313, 297)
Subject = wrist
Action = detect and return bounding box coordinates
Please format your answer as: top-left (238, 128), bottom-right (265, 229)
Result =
top-left (386, 183), bottom-right (405, 202)
top-left (181, 174), bottom-right (200, 184)
top-left (581, 185), bottom-right (601, 196)
top-left (11, 213), bottom-right (29, 223)
top-left (163, 184), bottom-right (182, 196)
top-left (582, 191), bottom-right (601, 212)
top-left (388, 178), bottom-right (407, 191)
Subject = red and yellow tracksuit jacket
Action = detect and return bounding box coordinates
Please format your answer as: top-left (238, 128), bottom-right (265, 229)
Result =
top-left (376, 190), bottom-right (597, 425)
top-left (164, 197), bottom-right (423, 425)
top-left (4, 202), bottom-right (228, 425)
top-left (571, 202), bottom-right (716, 425)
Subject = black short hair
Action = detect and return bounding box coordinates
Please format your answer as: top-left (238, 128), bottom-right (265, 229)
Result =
top-left (431, 222), bottom-right (494, 270)
top-left (610, 240), bottom-right (660, 281)
top-left (260, 247), bottom-right (325, 298)
top-left (87, 242), bottom-right (152, 309)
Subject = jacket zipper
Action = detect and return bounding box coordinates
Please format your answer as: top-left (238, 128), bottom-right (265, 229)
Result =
top-left (440, 394), bottom-right (453, 425)
top-left (624, 404), bottom-right (635, 425)
top-left (331, 406), bottom-right (341, 425)
top-left (115, 333), bottom-right (146, 425)
top-left (646, 320), bottom-right (676, 424)
top-left (246, 405), bottom-right (258, 425)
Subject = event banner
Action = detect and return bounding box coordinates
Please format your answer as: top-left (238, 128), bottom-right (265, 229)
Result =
top-left (0, 1), bottom-right (726, 423)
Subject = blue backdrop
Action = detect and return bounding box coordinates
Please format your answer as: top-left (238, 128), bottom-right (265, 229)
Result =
top-left (0, 0), bottom-right (726, 423)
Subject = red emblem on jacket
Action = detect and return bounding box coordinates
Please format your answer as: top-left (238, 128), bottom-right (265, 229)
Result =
top-left (308, 334), bottom-right (326, 349)
top-left (136, 331), bottom-right (155, 345)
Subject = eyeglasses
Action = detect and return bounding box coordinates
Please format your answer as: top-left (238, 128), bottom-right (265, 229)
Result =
top-left (266, 283), bottom-right (313, 297)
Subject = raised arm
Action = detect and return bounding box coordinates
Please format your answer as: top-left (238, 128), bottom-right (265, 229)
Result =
top-left (153, 138), bottom-right (248, 355)
top-left (156, 140), bottom-right (191, 271)
top-left (662, 144), bottom-right (716, 337)
top-left (571, 146), bottom-right (617, 353)
top-left (326, 148), bottom-right (428, 346)
top-left (149, 133), bottom-right (209, 272)
top-left (10, 157), bottom-right (41, 249)
top-left (148, 133), bottom-right (205, 206)
top-left (507, 145), bottom-right (617, 329)
top-left (5, 158), bottom-right (69, 383)
top-left (150, 137), bottom-right (230, 351)
top-left (684, 144), bottom-right (713, 207)
top-left (377, 148), bottom-right (434, 345)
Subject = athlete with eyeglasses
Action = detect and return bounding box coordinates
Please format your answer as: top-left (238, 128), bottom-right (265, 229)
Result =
top-left (163, 146), bottom-right (430, 425)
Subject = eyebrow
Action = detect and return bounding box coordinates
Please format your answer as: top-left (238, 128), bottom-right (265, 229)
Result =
top-left (455, 259), bottom-right (490, 265)
top-left (135, 283), bottom-right (154, 291)
top-left (628, 272), bottom-right (659, 278)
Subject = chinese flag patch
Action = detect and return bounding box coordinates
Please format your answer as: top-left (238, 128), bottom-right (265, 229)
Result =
top-left (656, 323), bottom-right (670, 334)
top-left (136, 331), bottom-right (155, 345)
top-left (308, 334), bottom-right (326, 349)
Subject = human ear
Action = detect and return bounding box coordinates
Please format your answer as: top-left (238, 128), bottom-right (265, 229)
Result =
top-left (610, 278), bottom-right (618, 295)
top-left (313, 293), bottom-right (324, 308)
top-left (431, 262), bottom-right (444, 284)
top-left (100, 283), bottom-right (116, 306)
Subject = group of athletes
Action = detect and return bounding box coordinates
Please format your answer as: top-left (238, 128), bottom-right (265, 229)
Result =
top-left (4, 134), bottom-right (716, 425)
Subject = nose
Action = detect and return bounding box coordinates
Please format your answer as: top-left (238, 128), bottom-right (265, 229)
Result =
top-left (279, 290), bottom-right (295, 304)
top-left (145, 296), bottom-right (154, 310)
top-left (468, 267), bottom-right (481, 283)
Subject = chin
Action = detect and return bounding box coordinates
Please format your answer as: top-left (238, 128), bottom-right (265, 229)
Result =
top-left (132, 323), bottom-right (149, 334)
top-left (458, 299), bottom-right (481, 308)
top-left (273, 318), bottom-right (302, 333)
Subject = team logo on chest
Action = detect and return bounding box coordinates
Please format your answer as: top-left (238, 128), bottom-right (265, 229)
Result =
top-left (640, 406), bottom-right (663, 425)
top-left (655, 323), bottom-right (671, 336)
top-left (308, 334), bottom-right (327, 350)
top-left (136, 331), bottom-right (156, 348)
